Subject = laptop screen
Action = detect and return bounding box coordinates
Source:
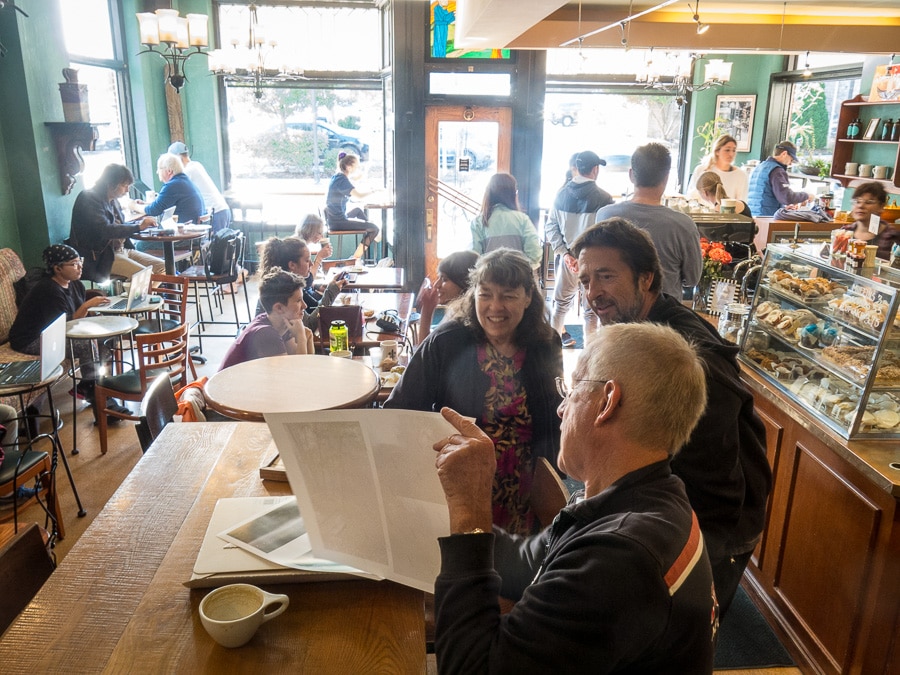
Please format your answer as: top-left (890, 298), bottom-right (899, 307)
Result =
top-left (40, 313), bottom-right (67, 380)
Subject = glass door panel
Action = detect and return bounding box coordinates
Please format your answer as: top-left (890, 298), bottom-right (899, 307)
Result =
top-left (424, 106), bottom-right (511, 279)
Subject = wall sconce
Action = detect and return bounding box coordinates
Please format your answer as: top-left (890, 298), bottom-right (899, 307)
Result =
top-left (136, 9), bottom-right (208, 92)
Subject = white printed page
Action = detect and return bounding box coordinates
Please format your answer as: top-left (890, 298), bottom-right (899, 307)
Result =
top-left (266, 409), bottom-right (454, 593)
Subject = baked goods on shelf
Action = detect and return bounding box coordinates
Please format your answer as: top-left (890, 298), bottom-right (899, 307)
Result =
top-left (766, 269), bottom-right (846, 301)
top-left (821, 345), bottom-right (900, 383)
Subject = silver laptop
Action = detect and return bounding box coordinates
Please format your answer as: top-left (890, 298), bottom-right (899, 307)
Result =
top-left (157, 205), bottom-right (177, 227)
top-left (93, 266), bottom-right (153, 313)
top-left (0, 313), bottom-right (66, 386)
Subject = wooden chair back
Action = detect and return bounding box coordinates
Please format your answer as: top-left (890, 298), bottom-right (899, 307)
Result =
top-left (137, 373), bottom-right (179, 452)
top-left (137, 322), bottom-right (190, 393)
top-left (531, 457), bottom-right (570, 528)
top-left (149, 273), bottom-right (189, 327)
top-left (0, 523), bottom-right (54, 633)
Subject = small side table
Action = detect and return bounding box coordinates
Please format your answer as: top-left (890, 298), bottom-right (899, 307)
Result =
top-left (66, 316), bottom-right (139, 456)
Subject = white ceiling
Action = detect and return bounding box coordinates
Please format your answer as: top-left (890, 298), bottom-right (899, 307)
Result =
top-left (454, 0), bottom-right (900, 54)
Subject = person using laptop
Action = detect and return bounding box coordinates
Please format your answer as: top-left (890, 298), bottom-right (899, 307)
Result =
top-left (168, 141), bottom-right (231, 232)
top-left (8, 245), bottom-right (128, 417)
top-left (68, 163), bottom-right (165, 282)
top-left (131, 153), bottom-right (205, 228)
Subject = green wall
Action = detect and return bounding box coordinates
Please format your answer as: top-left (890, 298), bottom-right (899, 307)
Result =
top-left (0, 0), bottom-right (74, 266)
top-left (685, 53), bottom-right (787, 189)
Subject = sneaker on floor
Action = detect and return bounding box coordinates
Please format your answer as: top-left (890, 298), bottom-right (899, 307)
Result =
top-left (0, 485), bottom-right (40, 503)
top-left (560, 331), bottom-right (577, 348)
top-left (107, 402), bottom-right (132, 416)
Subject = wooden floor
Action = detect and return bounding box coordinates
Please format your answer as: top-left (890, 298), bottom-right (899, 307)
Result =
top-left (10, 277), bottom-right (804, 674)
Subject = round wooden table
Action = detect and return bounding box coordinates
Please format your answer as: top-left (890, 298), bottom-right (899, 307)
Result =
top-left (204, 354), bottom-right (381, 422)
top-left (131, 227), bottom-right (209, 274)
top-left (66, 315), bottom-right (139, 340)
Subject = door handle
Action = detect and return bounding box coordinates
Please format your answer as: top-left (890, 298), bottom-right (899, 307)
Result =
top-left (426, 208), bottom-right (434, 241)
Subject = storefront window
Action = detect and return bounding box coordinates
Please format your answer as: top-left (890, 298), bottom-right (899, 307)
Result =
top-left (543, 49), bottom-right (686, 207)
top-left (59, 0), bottom-right (128, 188)
top-left (217, 3), bottom-right (383, 222)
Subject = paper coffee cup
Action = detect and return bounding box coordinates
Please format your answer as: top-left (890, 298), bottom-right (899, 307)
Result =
top-left (720, 199), bottom-right (738, 214)
top-left (329, 349), bottom-right (352, 359)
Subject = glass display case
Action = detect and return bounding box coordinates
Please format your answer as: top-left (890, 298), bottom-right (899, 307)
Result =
top-left (739, 244), bottom-right (900, 439)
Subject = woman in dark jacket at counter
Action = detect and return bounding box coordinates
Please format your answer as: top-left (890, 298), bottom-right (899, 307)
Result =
top-left (385, 248), bottom-right (563, 535)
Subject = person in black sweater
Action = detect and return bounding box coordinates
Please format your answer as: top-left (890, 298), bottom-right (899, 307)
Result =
top-left (571, 217), bottom-right (771, 617)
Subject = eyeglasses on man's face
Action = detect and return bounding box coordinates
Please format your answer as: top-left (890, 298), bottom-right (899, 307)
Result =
top-left (555, 376), bottom-right (610, 400)
top-left (853, 198), bottom-right (881, 207)
top-left (60, 258), bottom-right (84, 268)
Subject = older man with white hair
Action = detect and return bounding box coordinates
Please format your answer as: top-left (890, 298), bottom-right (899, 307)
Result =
top-left (134, 152), bottom-right (205, 226)
top-left (168, 141), bottom-right (231, 232)
top-left (432, 322), bottom-right (718, 673)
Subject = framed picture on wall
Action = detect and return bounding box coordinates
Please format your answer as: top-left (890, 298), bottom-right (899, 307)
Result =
top-left (715, 95), bottom-right (756, 152)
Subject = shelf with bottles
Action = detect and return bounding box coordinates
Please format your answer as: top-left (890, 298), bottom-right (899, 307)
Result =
top-left (738, 244), bottom-right (900, 438)
top-left (830, 96), bottom-right (900, 189)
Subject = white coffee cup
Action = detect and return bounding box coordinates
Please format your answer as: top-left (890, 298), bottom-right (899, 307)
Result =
top-left (859, 164), bottom-right (874, 178)
top-left (329, 349), bottom-right (352, 359)
top-left (844, 162), bottom-right (859, 176)
top-left (873, 165), bottom-right (892, 180)
top-left (199, 584), bottom-right (289, 648)
top-left (720, 199), bottom-right (739, 214)
top-left (380, 339), bottom-right (398, 362)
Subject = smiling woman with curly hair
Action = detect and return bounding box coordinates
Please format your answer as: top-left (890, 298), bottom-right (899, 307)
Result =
top-left (385, 248), bottom-right (562, 535)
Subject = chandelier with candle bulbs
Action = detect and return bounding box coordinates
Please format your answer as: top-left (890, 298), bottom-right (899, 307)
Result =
top-left (136, 9), bottom-right (209, 92)
top-left (637, 50), bottom-right (732, 107)
top-left (208, 4), bottom-right (304, 100)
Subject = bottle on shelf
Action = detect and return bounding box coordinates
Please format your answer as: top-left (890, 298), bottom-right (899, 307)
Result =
top-left (892, 119), bottom-right (900, 142)
top-left (881, 119), bottom-right (893, 141)
top-left (847, 118), bottom-right (860, 139)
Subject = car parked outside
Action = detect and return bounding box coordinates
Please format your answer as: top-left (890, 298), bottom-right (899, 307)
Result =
top-left (285, 120), bottom-right (370, 161)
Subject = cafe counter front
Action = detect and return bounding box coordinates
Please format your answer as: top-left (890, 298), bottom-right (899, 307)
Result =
top-left (738, 369), bottom-right (899, 675)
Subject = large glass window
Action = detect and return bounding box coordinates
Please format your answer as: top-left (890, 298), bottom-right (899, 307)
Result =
top-left (542, 49), bottom-right (686, 207)
top-left (59, 0), bottom-right (127, 188)
top-left (217, 2), bottom-right (383, 223)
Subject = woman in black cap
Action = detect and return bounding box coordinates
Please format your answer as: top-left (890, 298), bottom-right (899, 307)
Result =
top-left (9, 244), bottom-right (109, 354)
top-left (8, 245), bottom-right (129, 415)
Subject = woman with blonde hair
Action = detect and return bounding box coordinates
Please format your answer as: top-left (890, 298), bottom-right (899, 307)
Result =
top-left (258, 236), bottom-right (345, 330)
top-left (695, 171), bottom-right (752, 217)
top-left (294, 213), bottom-right (333, 308)
top-left (688, 134), bottom-right (748, 204)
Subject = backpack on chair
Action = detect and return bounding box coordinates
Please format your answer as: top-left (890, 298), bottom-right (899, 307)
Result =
top-left (206, 228), bottom-right (240, 277)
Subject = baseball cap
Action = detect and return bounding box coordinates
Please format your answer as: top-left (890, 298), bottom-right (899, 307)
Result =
top-left (575, 150), bottom-right (607, 173)
top-left (168, 141), bottom-right (189, 155)
top-left (775, 141), bottom-right (798, 162)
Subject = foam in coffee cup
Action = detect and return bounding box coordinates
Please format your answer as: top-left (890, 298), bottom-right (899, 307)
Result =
top-left (199, 583), bottom-right (289, 648)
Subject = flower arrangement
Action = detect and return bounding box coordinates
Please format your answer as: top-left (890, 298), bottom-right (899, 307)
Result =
top-left (700, 238), bottom-right (733, 284)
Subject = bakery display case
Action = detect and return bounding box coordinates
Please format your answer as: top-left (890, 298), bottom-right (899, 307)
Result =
top-left (739, 244), bottom-right (900, 439)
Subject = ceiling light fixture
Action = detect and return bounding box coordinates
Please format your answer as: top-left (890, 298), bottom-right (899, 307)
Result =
top-left (208, 3), bottom-right (304, 100)
top-left (637, 52), bottom-right (732, 107)
top-left (802, 51), bottom-right (812, 77)
top-left (561, 0), bottom-right (679, 48)
top-left (136, 8), bottom-right (209, 92)
top-left (689, 1), bottom-right (709, 35)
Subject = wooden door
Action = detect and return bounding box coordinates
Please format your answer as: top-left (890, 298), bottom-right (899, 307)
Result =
top-left (423, 105), bottom-right (512, 280)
